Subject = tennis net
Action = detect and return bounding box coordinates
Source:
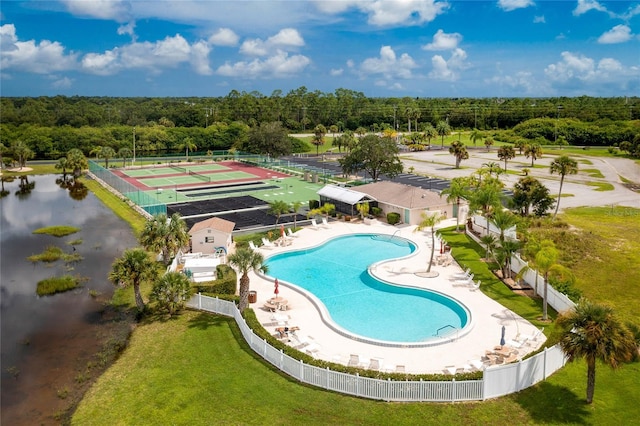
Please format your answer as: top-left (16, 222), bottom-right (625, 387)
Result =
top-left (170, 164), bottom-right (187, 173)
top-left (189, 170), bottom-right (211, 182)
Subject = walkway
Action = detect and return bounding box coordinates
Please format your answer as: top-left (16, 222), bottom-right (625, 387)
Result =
top-left (247, 219), bottom-right (544, 375)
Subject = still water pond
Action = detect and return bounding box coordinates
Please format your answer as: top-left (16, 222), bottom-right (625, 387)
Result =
top-left (0, 175), bottom-right (138, 425)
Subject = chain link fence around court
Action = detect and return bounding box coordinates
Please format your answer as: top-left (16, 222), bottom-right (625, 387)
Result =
top-left (237, 153), bottom-right (338, 183)
top-left (89, 160), bottom-right (166, 216)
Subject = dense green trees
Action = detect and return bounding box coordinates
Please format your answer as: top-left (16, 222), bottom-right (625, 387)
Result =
top-left (339, 134), bottom-right (403, 181)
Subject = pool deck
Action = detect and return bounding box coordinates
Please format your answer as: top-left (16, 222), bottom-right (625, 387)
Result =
top-left (248, 218), bottom-right (545, 375)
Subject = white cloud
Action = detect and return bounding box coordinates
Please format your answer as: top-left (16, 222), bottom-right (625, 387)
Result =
top-left (330, 68), bottom-right (344, 76)
top-left (216, 50), bottom-right (311, 78)
top-left (544, 51), bottom-right (636, 85)
top-left (359, 46), bottom-right (418, 79)
top-left (117, 21), bottom-right (136, 40)
top-left (240, 28), bottom-right (305, 57)
top-left (533, 15), bottom-right (545, 24)
top-left (429, 48), bottom-right (467, 81)
top-left (52, 76), bottom-right (73, 89)
top-left (61, 0), bottom-right (131, 21)
top-left (485, 71), bottom-right (540, 95)
top-left (0, 24), bottom-right (78, 74)
top-left (573, 0), bottom-right (608, 16)
top-left (423, 29), bottom-right (462, 51)
top-left (346, 59), bottom-right (355, 68)
top-left (598, 25), bottom-right (633, 44)
top-left (314, 0), bottom-right (449, 26)
top-left (81, 34), bottom-right (212, 76)
top-left (498, 0), bottom-right (534, 12)
top-left (208, 28), bottom-right (239, 46)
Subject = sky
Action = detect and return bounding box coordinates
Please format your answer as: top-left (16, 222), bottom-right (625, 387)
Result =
top-left (1, 0), bottom-right (639, 98)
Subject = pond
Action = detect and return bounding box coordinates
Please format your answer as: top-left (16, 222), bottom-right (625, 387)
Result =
top-left (0, 174), bottom-right (138, 425)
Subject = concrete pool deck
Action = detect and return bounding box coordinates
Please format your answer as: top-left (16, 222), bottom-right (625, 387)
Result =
top-left (248, 219), bottom-right (545, 375)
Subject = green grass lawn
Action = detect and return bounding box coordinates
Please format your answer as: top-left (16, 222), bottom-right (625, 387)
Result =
top-left (72, 309), bottom-right (640, 426)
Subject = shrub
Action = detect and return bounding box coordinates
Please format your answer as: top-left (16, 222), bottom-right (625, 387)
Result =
top-left (387, 212), bottom-right (401, 225)
top-left (150, 272), bottom-right (192, 316)
top-left (309, 199), bottom-right (320, 210)
top-left (371, 207), bottom-right (382, 217)
top-left (194, 264), bottom-right (237, 295)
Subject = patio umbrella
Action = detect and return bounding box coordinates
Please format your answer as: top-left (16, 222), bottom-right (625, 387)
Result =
top-left (280, 224), bottom-right (285, 239)
top-left (274, 278), bottom-right (279, 297)
top-left (500, 325), bottom-right (506, 347)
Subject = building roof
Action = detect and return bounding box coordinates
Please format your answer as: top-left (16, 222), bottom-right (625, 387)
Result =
top-left (353, 181), bottom-right (447, 210)
top-left (317, 184), bottom-right (376, 205)
top-left (189, 216), bottom-right (236, 234)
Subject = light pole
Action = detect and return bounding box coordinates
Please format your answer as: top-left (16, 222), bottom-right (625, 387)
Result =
top-left (132, 127), bottom-right (136, 165)
top-left (555, 105), bottom-right (563, 143)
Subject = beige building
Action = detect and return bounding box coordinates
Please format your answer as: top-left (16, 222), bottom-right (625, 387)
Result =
top-left (352, 181), bottom-right (468, 226)
top-left (188, 217), bottom-right (235, 255)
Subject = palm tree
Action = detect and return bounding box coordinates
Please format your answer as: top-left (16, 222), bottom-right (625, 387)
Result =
top-left (550, 155), bottom-right (578, 219)
top-left (484, 137), bottom-right (494, 152)
top-left (150, 272), bottom-right (192, 316)
top-left (469, 183), bottom-right (502, 238)
top-left (55, 157), bottom-right (70, 179)
top-left (448, 141), bottom-right (469, 168)
top-left (66, 148), bottom-right (88, 178)
top-left (290, 201), bottom-right (303, 230)
top-left (441, 177), bottom-right (469, 231)
top-left (480, 234), bottom-right (498, 262)
top-left (99, 146), bottom-right (117, 168)
top-left (228, 247), bottom-right (268, 313)
top-left (269, 200), bottom-right (290, 224)
top-left (524, 143), bottom-right (543, 167)
top-left (557, 299), bottom-right (637, 404)
top-left (118, 147), bottom-right (132, 167)
top-left (413, 212), bottom-right (443, 275)
top-left (436, 120), bottom-right (450, 148)
top-left (495, 239), bottom-right (521, 279)
top-left (491, 209), bottom-right (519, 243)
top-left (139, 213), bottom-right (189, 266)
top-left (312, 124), bottom-right (327, 156)
top-left (497, 145), bottom-right (516, 171)
top-left (423, 123), bottom-right (437, 147)
top-left (178, 137), bottom-right (197, 162)
top-left (470, 128), bottom-right (483, 147)
top-left (535, 240), bottom-right (574, 321)
top-left (109, 248), bottom-right (159, 312)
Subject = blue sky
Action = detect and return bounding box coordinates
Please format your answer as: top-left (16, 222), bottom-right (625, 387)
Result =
top-left (1, 0), bottom-right (639, 97)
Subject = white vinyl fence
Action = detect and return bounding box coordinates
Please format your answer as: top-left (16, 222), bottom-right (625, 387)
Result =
top-left (463, 228), bottom-right (577, 315)
top-left (187, 294), bottom-right (566, 402)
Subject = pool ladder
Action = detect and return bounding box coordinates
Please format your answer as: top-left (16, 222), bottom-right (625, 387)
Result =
top-left (435, 324), bottom-right (458, 338)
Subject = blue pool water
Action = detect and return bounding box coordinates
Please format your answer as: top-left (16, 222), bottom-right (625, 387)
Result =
top-left (265, 234), bottom-right (469, 344)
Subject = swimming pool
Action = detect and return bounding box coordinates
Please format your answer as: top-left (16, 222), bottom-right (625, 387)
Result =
top-left (265, 234), bottom-right (471, 347)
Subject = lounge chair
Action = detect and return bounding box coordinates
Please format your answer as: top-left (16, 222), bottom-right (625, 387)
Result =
top-left (321, 217), bottom-right (330, 228)
top-left (520, 327), bottom-right (544, 346)
top-left (469, 280), bottom-right (481, 291)
top-left (287, 228), bottom-right (298, 238)
top-left (305, 342), bottom-right (321, 357)
top-left (270, 312), bottom-right (289, 326)
top-left (368, 358), bottom-right (383, 371)
top-left (348, 354), bottom-right (360, 367)
top-left (261, 237), bottom-right (275, 248)
top-left (310, 218), bottom-right (320, 230)
top-left (395, 365), bottom-right (406, 373)
top-left (444, 365), bottom-right (457, 375)
top-left (469, 359), bottom-right (485, 371)
top-left (451, 272), bottom-right (474, 282)
top-left (452, 268), bottom-right (471, 279)
top-left (248, 241), bottom-right (258, 251)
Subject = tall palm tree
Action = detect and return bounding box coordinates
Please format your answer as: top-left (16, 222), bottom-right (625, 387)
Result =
top-left (497, 145), bottom-right (516, 171)
top-left (535, 240), bottom-right (574, 321)
top-left (469, 183), bottom-right (502, 237)
top-left (550, 155), bottom-right (578, 219)
top-left (290, 201), bottom-right (303, 230)
top-left (470, 128), bottom-right (483, 147)
top-left (436, 120), bottom-right (450, 148)
top-left (139, 213), bottom-right (189, 266)
top-left (109, 248), bottom-right (159, 312)
top-left (178, 137), bottom-right (197, 162)
top-left (312, 124), bottom-right (327, 156)
top-left (524, 143), bottom-right (543, 167)
top-left (480, 234), bottom-right (498, 262)
top-left (441, 177), bottom-right (469, 231)
top-left (448, 141), bottom-right (469, 168)
top-left (99, 146), bottom-right (117, 168)
top-left (414, 212), bottom-right (443, 275)
top-left (66, 148), bottom-right (88, 178)
top-left (118, 147), bottom-right (132, 167)
top-left (228, 247), bottom-right (268, 313)
top-left (423, 123), bottom-right (437, 146)
top-left (495, 239), bottom-right (521, 279)
top-left (491, 209), bottom-right (519, 243)
top-left (269, 200), bottom-right (290, 224)
top-left (557, 299), bottom-right (637, 404)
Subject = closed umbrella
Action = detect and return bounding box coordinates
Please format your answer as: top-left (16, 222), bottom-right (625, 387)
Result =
top-left (500, 325), bottom-right (506, 347)
top-left (274, 278), bottom-right (279, 297)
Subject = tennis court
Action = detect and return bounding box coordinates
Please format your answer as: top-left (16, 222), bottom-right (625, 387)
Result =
top-left (139, 171), bottom-right (255, 187)
top-left (122, 163), bottom-right (230, 178)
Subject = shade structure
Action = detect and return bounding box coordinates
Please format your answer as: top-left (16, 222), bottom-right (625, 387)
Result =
top-left (274, 278), bottom-right (279, 296)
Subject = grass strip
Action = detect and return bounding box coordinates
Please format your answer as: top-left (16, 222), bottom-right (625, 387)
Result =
top-left (37, 275), bottom-right (80, 296)
top-left (33, 225), bottom-right (80, 237)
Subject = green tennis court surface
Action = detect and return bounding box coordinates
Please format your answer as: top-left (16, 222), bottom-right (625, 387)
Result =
top-left (142, 177), bottom-right (322, 205)
top-left (123, 163), bottom-right (230, 178)
top-left (139, 171), bottom-right (255, 187)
